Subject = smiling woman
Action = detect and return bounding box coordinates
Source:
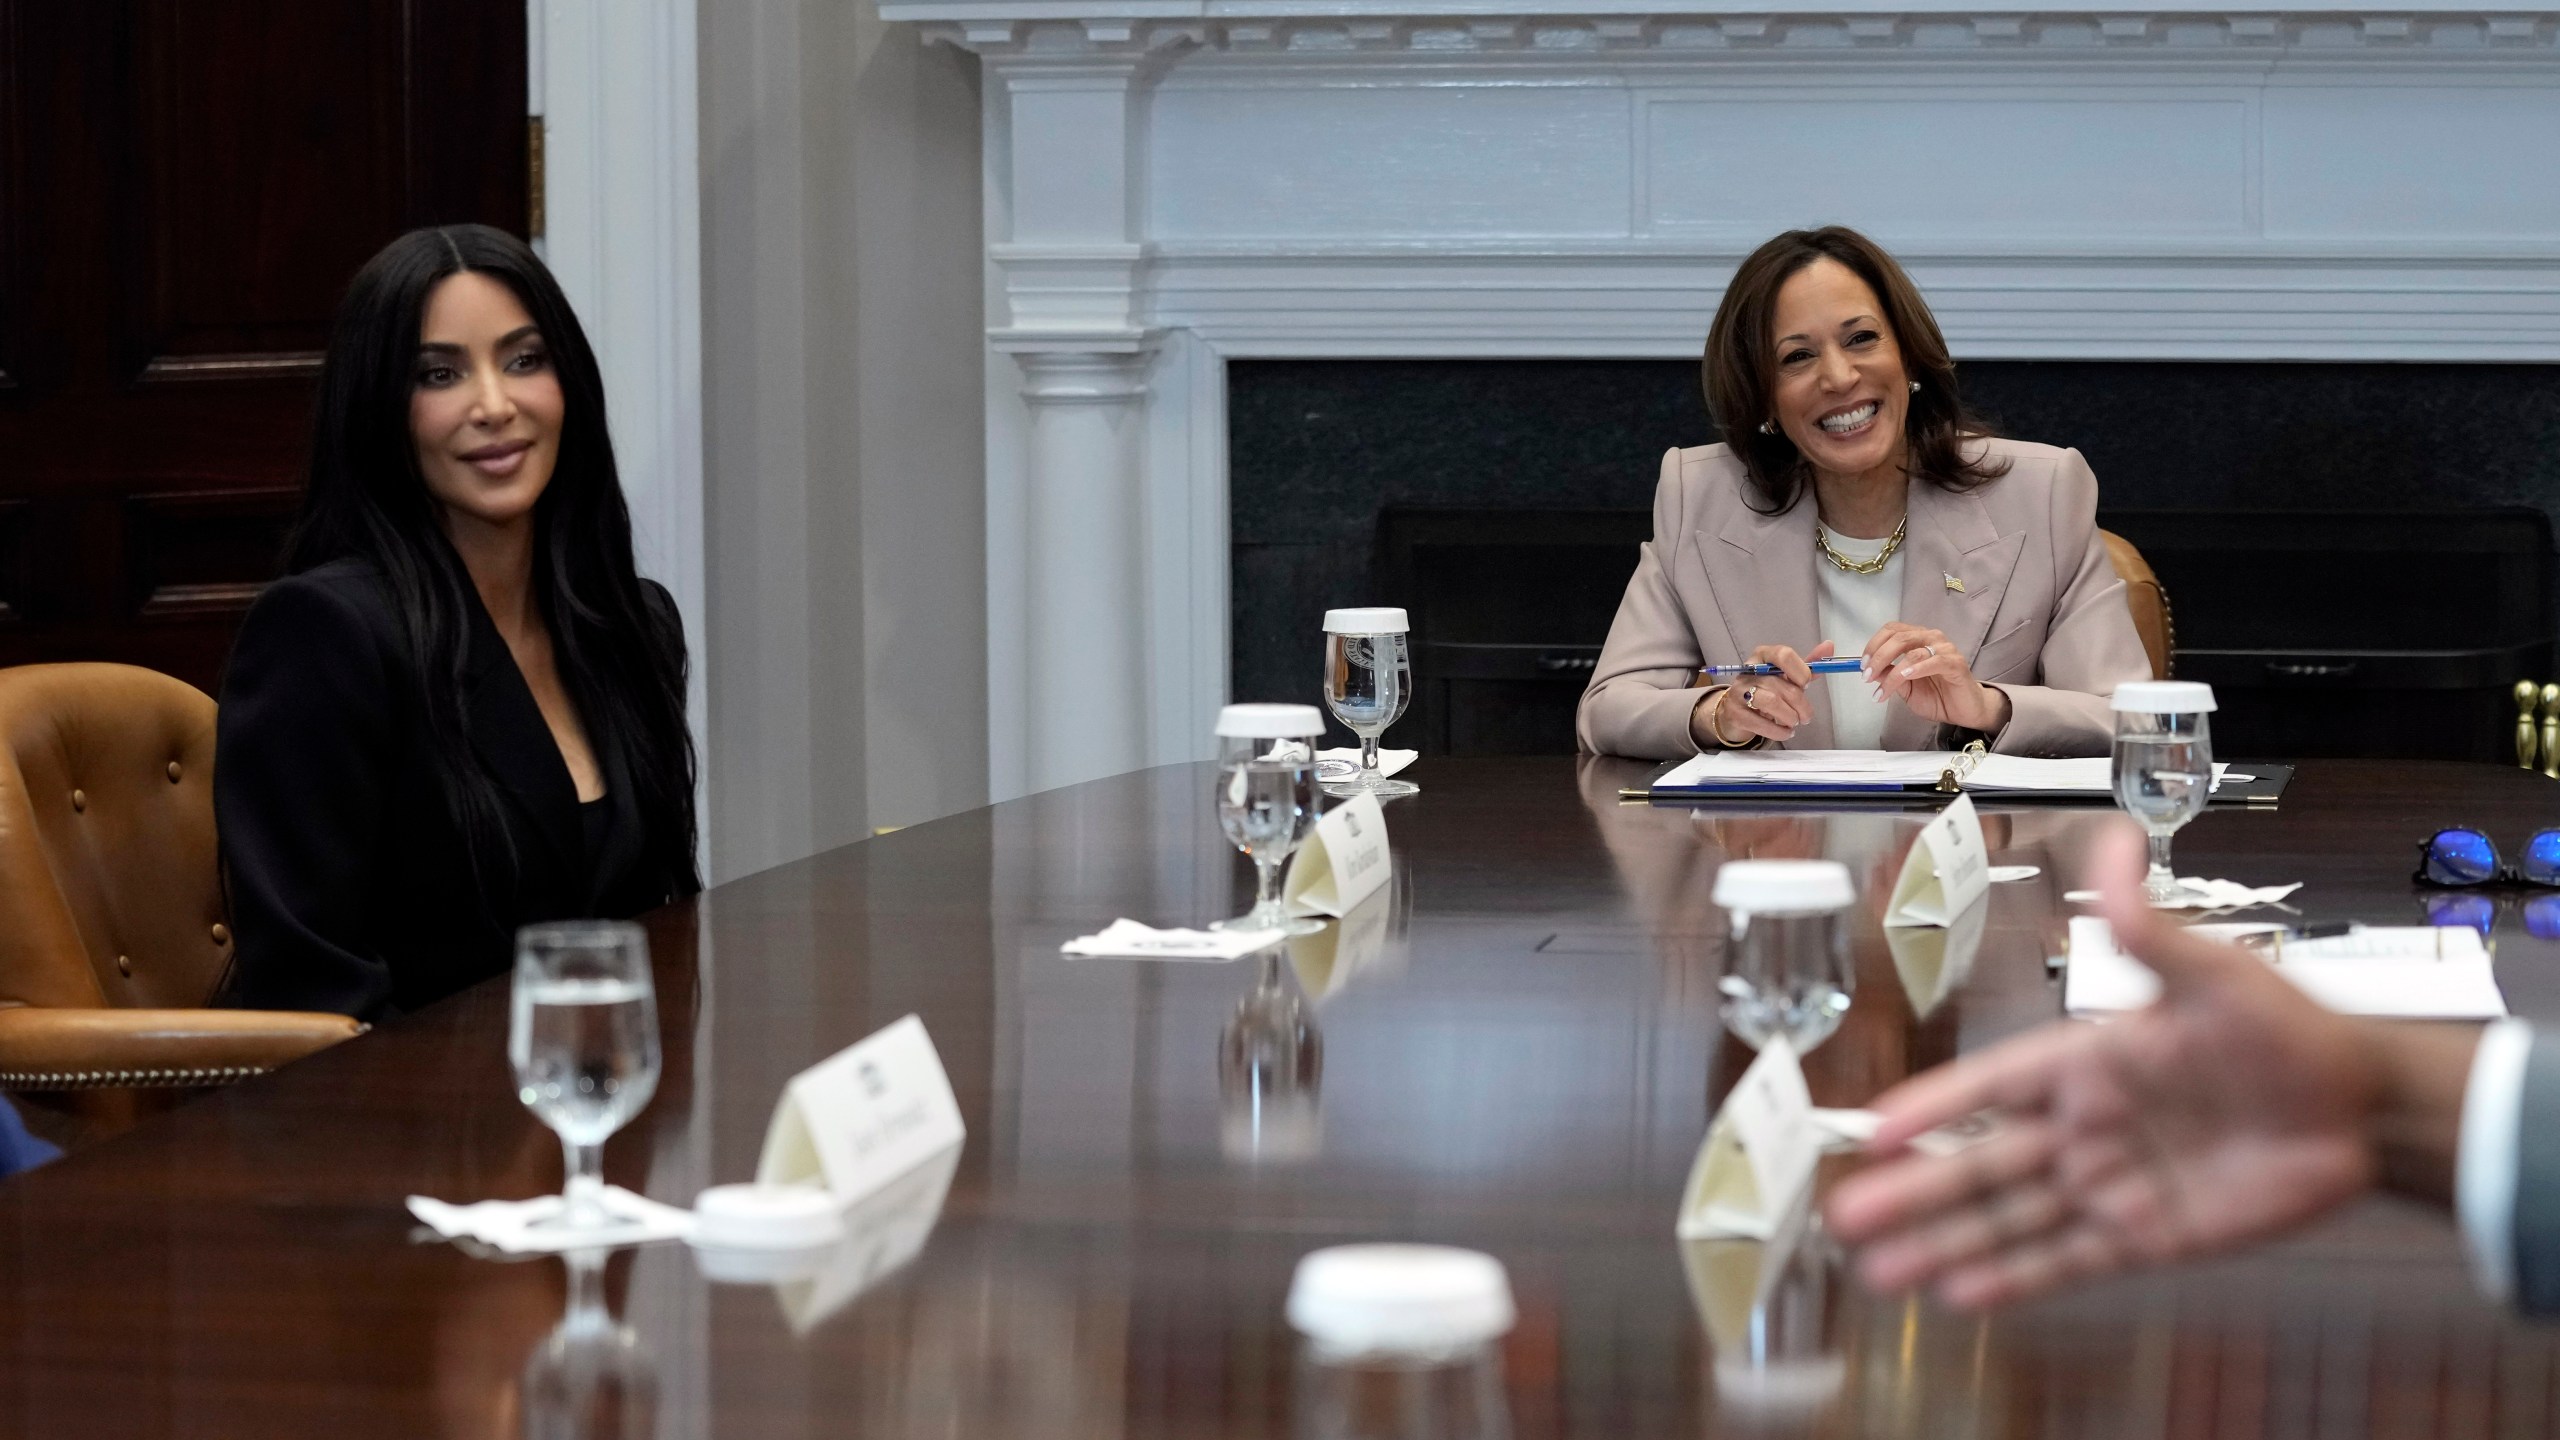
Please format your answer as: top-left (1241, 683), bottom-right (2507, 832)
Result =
top-left (212, 226), bottom-right (700, 1022)
top-left (1574, 225), bottom-right (2151, 762)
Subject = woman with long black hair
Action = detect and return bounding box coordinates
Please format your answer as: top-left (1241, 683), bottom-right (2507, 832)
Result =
top-left (216, 224), bottom-right (698, 1021)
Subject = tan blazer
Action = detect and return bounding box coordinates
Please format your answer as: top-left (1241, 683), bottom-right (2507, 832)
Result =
top-left (1575, 438), bottom-right (2151, 759)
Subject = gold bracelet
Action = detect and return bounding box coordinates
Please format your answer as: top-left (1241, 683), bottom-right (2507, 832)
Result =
top-left (1706, 687), bottom-right (1751, 748)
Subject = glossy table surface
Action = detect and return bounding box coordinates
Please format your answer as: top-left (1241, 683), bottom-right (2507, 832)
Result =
top-left (6, 757), bottom-right (2560, 1438)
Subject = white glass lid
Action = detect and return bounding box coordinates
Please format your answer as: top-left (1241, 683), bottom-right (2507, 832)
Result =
top-left (2110, 680), bottom-right (2217, 714)
top-left (1712, 859), bottom-right (1855, 912)
top-left (1286, 1244), bottom-right (1516, 1355)
top-left (1215, 703), bottom-right (1326, 739)
top-left (1322, 607), bottom-right (1409, 634)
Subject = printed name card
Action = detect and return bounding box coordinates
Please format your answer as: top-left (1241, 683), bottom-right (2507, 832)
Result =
top-left (1886, 793), bottom-right (1990, 929)
top-left (758, 1014), bottom-right (966, 1206)
top-left (1284, 791), bottom-right (1392, 919)
top-left (1677, 1036), bottom-right (1819, 1241)
top-left (1884, 896), bottom-right (1988, 1020)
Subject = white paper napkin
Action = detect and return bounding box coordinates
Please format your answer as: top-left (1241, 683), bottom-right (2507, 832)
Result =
top-left (1316, 748), bottom-right (1416, 781)
top-left (1060, 918), bottom-right (1287, 961)
top-left (2064, 878), bottom-right (2302, 911)
top-left (408, 1187), bottom-right (696, 1254)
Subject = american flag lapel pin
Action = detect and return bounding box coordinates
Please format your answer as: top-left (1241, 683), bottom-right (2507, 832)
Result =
top-left (1944, 572), bottom-right (1965, 593)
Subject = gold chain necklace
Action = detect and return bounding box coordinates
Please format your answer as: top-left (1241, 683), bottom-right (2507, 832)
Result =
top-left (1813, 515), bottom-right (1907, 576)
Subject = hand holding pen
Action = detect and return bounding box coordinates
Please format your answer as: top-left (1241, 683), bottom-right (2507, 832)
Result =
top-left (1700, 657), bottom-right (1869, 678)
top-left (1691, 642), bottom-right (1836, 747)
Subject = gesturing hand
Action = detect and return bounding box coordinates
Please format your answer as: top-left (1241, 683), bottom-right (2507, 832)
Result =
top-left (1863, 623), bottom-right (2011, 735)
top-left (1823, 823), bottom-right (2391, 1310)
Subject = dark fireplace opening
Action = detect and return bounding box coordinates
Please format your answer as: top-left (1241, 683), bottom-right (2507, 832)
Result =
top-left (1230, 359), bottom-right (2560, 762)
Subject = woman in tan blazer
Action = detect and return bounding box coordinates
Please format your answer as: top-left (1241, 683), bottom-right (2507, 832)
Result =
top-left (1577, 226), bottom-right (2149, 760)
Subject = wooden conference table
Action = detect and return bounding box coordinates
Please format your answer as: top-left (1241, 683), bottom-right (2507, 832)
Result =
top-left (5, 757), bottom-right (2560, 1437)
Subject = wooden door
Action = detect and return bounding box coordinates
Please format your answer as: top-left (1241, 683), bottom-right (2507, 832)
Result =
top-left (0, 0), bottom-right (527, 695)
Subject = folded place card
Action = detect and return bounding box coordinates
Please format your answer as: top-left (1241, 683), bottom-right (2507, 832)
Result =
top-left (1885, 793), bottom-right (1989, 928)
top-left (1287, 883), bottom-right (1394, 1003)
top-left (776, 1146), bottom-right (960, 1335)
top-left (1884, 891), bottom-right (1988, 1019)
top-left (1061, 919), bottom-right (1286, 961)
top-left (1677, 1036), bottom-right (1820, 1241)
top-left (758, 1015), bottom-right (967, 1207)
top-left (1284, 791), bottom-right (1391, 919)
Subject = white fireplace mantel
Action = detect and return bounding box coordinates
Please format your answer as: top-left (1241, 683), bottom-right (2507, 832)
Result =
top-left (879, 0), bottom-right (2560, 798)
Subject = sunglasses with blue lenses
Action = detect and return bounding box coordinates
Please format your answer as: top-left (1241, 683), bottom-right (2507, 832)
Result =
top-left (2414, 827), bottom-right (2560, 889)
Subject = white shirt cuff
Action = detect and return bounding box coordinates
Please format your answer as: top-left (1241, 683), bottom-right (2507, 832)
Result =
top-left (2457, 1017), bottom-right (2536, 1304)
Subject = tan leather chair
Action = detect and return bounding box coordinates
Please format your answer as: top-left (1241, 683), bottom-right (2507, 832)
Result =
top-left (0, 663), bottom-right (359, 1096)
top-left (2100, 530), bottom-right (2175, 681)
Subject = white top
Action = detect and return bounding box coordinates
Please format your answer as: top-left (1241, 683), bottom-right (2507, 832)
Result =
top-left (1287, 1244), bottom-right (1516, 1357)
top-left (1813, 527), bottom-right (1901, 750)
top-left (2458, 1017), bottom-right (2536, 1302)
top-left (1323, 607), bottom-right (1409, 634)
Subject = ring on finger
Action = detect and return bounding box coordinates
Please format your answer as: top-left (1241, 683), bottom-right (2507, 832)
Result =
top-left (1742, 686), bottom-right (1760, 711)
top-left (1922, 644), bottom-right (1937, 660)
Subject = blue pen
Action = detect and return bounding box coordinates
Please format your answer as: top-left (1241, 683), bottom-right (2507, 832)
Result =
top-left (1699, 658), bottom-right (1869, 677)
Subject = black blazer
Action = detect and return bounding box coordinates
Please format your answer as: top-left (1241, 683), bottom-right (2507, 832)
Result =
top-left (215, 558), bottom-right (685, 1020)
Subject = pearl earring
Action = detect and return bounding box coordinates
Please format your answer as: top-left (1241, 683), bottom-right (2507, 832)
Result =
top-left (1757, 420), bottom-right (1775, 435)
top-left (1909, 380), bottom-right (1921, 393)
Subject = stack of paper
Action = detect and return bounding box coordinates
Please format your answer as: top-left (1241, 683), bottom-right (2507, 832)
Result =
top-left (2064, 916), bottom-right (2507, 1019)
top-left (1654, 750), bottom-right (2233, 797)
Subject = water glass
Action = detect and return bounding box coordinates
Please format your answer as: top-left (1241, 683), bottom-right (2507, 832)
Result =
top-left (2109, 681), bottom-right (2217, 904)
top-left (1711, 860), bottom-right (1855, 1054)
top-left (1213, 703), bottom-right (1328, 937)
top-left (1289, 1244), bottom-right (1515, 1440)
top-left (510, 921), bottom-right (662, 1233)
top-left (1321, 608), bottom-right (1418, 799)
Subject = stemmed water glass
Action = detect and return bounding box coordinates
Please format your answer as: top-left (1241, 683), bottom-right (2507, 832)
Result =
top-left (1320, 607), bottom-right (1418, 798)
top-left (510, 921), bottom-right (662, 1234)
top-left (1210, 703), bottom-right (1328, 937)
top-left (2110, 681), bottom-right (2218, 904)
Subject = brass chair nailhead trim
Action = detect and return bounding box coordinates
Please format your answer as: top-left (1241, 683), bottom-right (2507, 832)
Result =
top-left (167, 761), bottom-right (183, 783)
top-left (69, 789), bottom-right (84, 812)
top-left (0, 1065), bottom-right (265, 1090)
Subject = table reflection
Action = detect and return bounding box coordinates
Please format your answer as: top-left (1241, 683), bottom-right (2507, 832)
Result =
top-left (519, 1249), bottom-right (657, 1440)
top-left (1224, 951), bottom-right (1325, 1164)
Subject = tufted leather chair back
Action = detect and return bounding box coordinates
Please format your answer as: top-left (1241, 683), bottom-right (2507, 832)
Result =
top-left (0, 664), bottom-right (229, 1012)
top-left (2100, 529), bottom-right (2175, 682)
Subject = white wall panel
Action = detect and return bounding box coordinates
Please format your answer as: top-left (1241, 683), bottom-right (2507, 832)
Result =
top-left (1645, 94), bottom-right (2250, 238)
top-left (2263, 85), bottom-right (2560, 240)
top-left (1150, 83), bottom-right (1633, 238)
top-left (880, 0), bottom-right (2560, 797)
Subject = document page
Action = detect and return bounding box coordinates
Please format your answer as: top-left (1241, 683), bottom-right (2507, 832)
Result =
top-left (1655, 750), bottom-right (1955, 789)
top-left (2065, 916), bottom-right (2506, 1019)
top-left (1967, 756), bottom-right (2232, 793)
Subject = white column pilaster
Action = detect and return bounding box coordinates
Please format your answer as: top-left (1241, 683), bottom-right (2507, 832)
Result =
top-left (1011, 345), bottom-right (1157, 788)
top-left (980, 40), bottom-right (1187, 796)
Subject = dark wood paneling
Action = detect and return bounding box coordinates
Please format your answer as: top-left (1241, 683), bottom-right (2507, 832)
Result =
top-left (128, 1), bottom-right (405, 379)
top-left (126, 486), bottom-right (300, 621)
top-left (0, 0), bottom-right (526, 694)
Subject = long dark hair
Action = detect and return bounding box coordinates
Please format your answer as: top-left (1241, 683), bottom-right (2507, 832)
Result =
top-left (1703, 225), bottom-right (2008, 514)
top-left (289, 224), bottom-right (699, 901)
